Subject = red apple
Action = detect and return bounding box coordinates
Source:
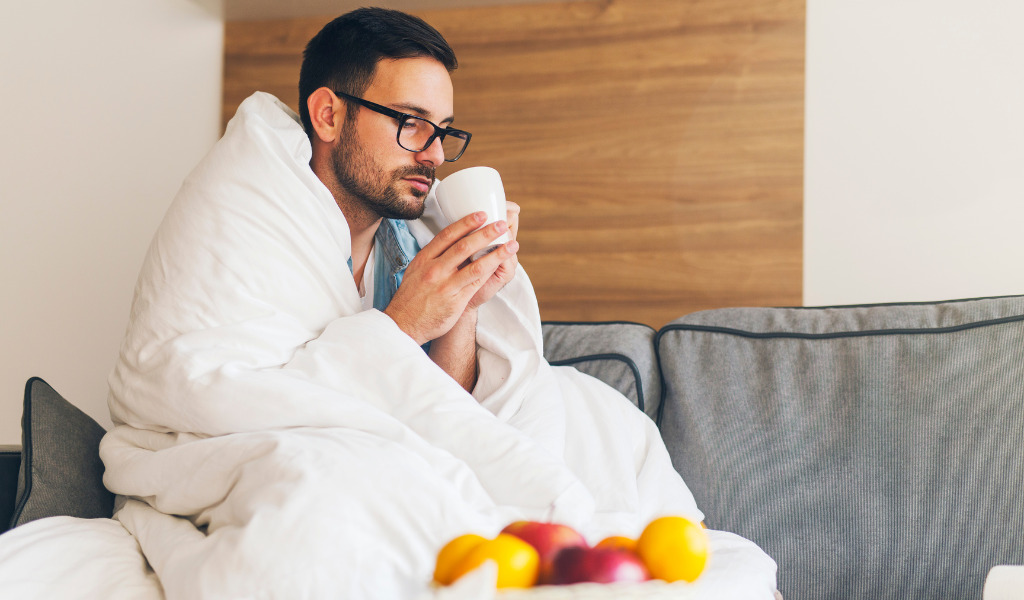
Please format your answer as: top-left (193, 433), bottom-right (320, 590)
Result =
top-left (548, 546), bottom-right (651, 585)
top-left (501, 521), bottom-right (589, 583)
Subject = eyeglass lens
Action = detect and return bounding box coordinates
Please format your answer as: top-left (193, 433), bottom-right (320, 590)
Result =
top-left (398, 116), bottom-right (469, 160)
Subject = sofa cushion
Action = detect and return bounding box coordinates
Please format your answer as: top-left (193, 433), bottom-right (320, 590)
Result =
top-left (10, 378), bottom-right (114, 529)
top-left (542, 321), bottom-right (660, 421)
top-left (657, 295), bottom-right (1024, 600)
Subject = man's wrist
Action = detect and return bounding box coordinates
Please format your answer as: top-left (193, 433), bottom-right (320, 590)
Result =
top-left (382, 306), bottom-right (428, 346)
top-left (458, 307), bottom-right (479, 326)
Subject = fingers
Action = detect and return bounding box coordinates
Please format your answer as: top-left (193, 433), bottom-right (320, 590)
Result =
top-left (386, 207), bottom-right (520, 344)
top-left (422, 211), bottom-right (489, 259)
top-left (456, 202), bottom-right (521, 310)
top-left (401, 218), bottom-right (516, 306)
top-left (427, 206), bottom-right (519, 258)
top-left (436, 219), bottom-right (512, 269)
top-left (464, 238), bottom-right (520, 311)
top-left (452, 237), bottom-right (518, 293)
top-left (506, 201), bottom-right (520, 241)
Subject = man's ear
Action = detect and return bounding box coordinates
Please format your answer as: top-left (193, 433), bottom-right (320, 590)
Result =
top-left (307, 87), bottom-right (344, 143)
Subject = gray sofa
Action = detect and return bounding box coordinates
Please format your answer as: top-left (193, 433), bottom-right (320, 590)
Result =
top-left (3, 294), bottom-right (1024, 599)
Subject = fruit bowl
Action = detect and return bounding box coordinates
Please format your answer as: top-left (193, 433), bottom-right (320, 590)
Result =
top-left (496, 580), bottom-right (703, 599)
top-left (431, 562), bottom-right (705, 600)
top-left (432, 517), bottom-right (712, 599)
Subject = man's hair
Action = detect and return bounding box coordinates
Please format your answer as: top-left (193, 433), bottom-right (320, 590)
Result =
top-left (298, 7), bottom-right (458, 137)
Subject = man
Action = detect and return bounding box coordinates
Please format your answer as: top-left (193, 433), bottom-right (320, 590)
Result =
top-left (94, 7), bottom-right (776, 599)
top-left (298, 9), bottom-right (520, 392)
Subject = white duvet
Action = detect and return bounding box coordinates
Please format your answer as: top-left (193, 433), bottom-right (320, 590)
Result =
top-left (0, 93), bottom-right (776, 599)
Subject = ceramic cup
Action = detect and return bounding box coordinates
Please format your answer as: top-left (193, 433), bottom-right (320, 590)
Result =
top-left (434, 166), bottom-right (509, 260)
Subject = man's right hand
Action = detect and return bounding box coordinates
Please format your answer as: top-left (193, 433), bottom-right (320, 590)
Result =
top-left (383, 211), bottom-right (519, 346)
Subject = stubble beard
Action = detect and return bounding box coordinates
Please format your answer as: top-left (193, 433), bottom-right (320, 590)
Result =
top-left (330, 133), bottom-right (434, 221)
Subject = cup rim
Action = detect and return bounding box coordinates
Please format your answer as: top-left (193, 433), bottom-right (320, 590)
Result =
top-left (438, 165), bottom-right (500, 189)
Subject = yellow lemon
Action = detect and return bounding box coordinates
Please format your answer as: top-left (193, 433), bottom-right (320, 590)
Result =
top-left (434, 533), bottom-right (486, 585)
top-left (448, 533), bottom-right (540, 588)
top-left (636, 516), bottom-right (708, 583)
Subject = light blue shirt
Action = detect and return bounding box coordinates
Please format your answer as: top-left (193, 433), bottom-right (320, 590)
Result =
top-left (347, 218), bottom-right (421, 312)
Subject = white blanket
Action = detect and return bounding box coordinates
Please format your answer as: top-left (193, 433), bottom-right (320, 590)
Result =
top-left (60, 92), bottom-right (776, 599)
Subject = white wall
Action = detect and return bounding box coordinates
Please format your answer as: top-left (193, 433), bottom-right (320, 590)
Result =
top-left (0, 0), bottom-right (223, 444)
top-left (805, 0), bottom-right (1024, 306)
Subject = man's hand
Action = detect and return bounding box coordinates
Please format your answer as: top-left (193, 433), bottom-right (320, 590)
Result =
top-left (384, 211), bottom-right (519, 346)
top-left (425, 202), bottom-right (521, 392)
top-left (467, 201), bottom-right (520, 311)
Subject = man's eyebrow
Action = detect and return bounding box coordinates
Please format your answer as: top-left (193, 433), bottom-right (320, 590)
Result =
top-left (392, 102), bottom-right (455, 126)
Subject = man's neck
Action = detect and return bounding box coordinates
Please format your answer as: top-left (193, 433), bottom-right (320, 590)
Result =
top-left (307, 143), bottom-right (383, 284)
top-left (337, 195), bottom-right (383, 287)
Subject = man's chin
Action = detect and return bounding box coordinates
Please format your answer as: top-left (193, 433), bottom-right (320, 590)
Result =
top-left (400, 184), bottom-right (429, 217)
top-left (380, 196), bottom-right (426, 221)
top-left (404, 201), bottom-right (426, 220)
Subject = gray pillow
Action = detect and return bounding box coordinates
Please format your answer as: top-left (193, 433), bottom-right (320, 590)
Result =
top-left (0, 447), bottom-right (19, 533)
top-left (10, 377), bottom-right (114, 528)
top-left (657, 296), bottom-right (1024, 600)
top-left (542, 321), bottom-right (660, 420)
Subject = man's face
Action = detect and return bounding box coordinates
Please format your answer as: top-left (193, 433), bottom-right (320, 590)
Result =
top-left (330, 57), bottom-right (455, 221)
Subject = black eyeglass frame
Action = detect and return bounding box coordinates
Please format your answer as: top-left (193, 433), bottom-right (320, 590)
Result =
top-left (334, 91), bottom-right (472, 162)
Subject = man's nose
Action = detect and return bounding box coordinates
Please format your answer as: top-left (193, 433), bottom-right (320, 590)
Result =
top-left (415, 136), bottom-right (445, 167)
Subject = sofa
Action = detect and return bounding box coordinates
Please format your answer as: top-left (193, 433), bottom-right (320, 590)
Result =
top-left (3, 294), bottom-right (1023, 599)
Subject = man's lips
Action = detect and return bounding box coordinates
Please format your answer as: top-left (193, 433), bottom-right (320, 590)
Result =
top-left (404, 177), bottom-right (432, 193)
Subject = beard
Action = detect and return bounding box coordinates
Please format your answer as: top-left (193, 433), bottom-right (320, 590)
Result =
top-left (330, 132), bottom-right (435, 221)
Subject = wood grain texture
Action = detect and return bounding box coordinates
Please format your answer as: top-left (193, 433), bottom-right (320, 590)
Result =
top-left (224, 0), bottom-right (804, 326)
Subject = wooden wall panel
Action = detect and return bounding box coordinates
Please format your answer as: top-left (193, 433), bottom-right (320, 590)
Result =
top-left (224, 0), bottom-right (804, 327)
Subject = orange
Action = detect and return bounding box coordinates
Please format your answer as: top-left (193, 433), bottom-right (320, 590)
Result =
top-left (447, 533), bottom-right (540, 588)
top-left (434, 533), bottom-right (487, 585)
top-left (636, 516), bottom-right (708, 583)
top-left (595, 535), bottom-right (638, 553)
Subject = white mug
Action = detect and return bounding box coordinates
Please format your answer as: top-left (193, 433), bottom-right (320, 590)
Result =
top-left (434, 166), bottom-right (509, 260)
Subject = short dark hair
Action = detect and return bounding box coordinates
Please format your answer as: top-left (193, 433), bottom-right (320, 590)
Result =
top-left (298, 7), bottom-right (458, 137)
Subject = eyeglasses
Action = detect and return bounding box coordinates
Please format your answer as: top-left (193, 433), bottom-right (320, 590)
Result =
top-left (335, 91), bottom-right (472, 162)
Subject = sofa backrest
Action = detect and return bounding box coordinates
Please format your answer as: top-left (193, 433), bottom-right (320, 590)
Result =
top-left (656, 295), bottom-right (1024, 600)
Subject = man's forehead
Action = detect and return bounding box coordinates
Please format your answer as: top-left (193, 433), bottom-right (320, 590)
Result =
top-left (365, 57), bottom-right (454, 121)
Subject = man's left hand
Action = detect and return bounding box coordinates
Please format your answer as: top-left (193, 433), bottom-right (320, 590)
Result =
top-left (467, 201), bottom-right (520, 310)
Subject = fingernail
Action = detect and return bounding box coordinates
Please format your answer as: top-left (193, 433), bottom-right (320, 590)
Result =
top-left (474, 211), bottom-right (486, 223)
top-left (506, 240), bottom-right (519, 252)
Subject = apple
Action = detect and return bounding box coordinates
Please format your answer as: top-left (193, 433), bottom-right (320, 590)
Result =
top-left (549, 546), bottom-right (651, 585)
top-left (501, 521), bottom-right (588, 583)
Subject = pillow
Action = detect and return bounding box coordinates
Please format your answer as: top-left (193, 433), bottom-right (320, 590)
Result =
top-left (541, 321), bottom-right (660, 420)
top-left (0, 447), bottom-right (19, 533)
top-left (10, 377), bottom-right (114, 529)
top-left (656, 295), bottom-right (1024, 599)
